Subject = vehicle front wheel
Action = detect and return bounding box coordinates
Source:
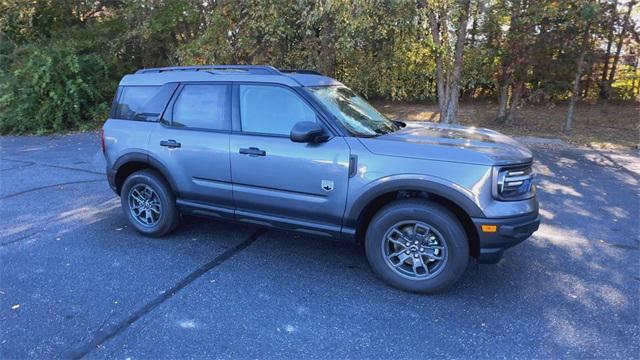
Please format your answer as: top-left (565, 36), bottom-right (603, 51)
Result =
top-left (365, 199), bottom-right (469, 293)
top-left (121, 169), bottom-right (180, 237)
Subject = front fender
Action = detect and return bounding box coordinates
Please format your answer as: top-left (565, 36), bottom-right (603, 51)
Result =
top-left (343, 174), bottom-right (485, 230)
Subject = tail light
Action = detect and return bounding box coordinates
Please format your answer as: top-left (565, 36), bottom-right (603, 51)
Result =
top-left (100, 128), bottom-right (106, 154)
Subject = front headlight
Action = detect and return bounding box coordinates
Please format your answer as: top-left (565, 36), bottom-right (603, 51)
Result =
top-left (493, 164), bottom-right (535, 201)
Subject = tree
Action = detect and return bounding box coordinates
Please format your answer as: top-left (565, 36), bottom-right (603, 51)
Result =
top-left (602, 0), bottom-right (636, 99)
top-left (599, 0), bottom-right (619, 98)
top-left (425, 0), bottom-right (473, 124)
top-left (1, 0), bottom-right (639, 134)
top-left (565, 1), bottom-right (599, 134)
top-left (494, 0), bottom-right (537, 124)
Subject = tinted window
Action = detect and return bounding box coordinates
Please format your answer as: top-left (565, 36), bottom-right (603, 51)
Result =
top-left (172, 84), bottom-right (228, 130)
top-left (113, 86), bottom-right (165, 121)
top-left (239, 85), bottom-right (316, 135)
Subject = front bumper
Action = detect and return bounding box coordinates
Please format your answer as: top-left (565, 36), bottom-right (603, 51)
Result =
top-left (471, 211), bottom-right (540, 263)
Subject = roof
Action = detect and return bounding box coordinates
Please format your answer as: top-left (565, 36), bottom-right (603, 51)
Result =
top-left (118, 65), bottom-right (343, 87)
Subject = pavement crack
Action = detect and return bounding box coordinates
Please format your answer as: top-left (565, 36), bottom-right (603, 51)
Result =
top-left (65, 228), bottom-right (267, 359)
top-left (603, 242), bottom-right (639, 251)
top-left (0, 157), bottom-right (104, 175)
top-left (1, 179), bottom-right (105, 200)
top-left (39, 163), bottom-right (104, 175)
top-left (0, 159), bottom-right (36, 171)
top-left (0, 231), bottom-right (41, 247)
top-left (0, 158), bottom-right (33, 164)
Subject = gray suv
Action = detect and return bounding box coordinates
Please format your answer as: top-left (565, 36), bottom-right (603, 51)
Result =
top-left (102, 65), bottom-right (539, 293)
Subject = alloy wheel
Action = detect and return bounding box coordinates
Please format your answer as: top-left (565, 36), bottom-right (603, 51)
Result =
top-left (128, 184), bottom-right (161, 227)
top-left (381, 220), bottom-right (449, 280)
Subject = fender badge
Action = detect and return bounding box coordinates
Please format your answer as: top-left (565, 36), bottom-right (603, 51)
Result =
top-left (321, 180), bottom-right (334, 192)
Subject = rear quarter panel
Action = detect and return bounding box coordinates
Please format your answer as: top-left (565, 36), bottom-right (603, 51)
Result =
top-left (103, 119), bottom-right (156, 169)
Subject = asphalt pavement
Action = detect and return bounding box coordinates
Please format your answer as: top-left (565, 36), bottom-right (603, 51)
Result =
top-left (0, 132), bottom-right (638, 359)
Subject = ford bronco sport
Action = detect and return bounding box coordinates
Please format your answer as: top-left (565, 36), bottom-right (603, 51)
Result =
top-left (102, 65), bottom-right (540, 293)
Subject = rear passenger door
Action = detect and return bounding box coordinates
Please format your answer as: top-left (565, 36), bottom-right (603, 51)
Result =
top-left (229, 84), bottom-right (351, 237)
top-left (148, 83), bottom-right (234, 219)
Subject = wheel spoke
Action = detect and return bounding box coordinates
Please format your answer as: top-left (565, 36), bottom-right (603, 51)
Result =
top-left (388, 251), bottom-right (411, 267)
top-left (423, 248), bottom-right (445, 261)
top-left (413, 223), bottom-right (430, 238)
top-left (145, 210), bottom-right (153, 224)
top-left (143, 187), bottom-right (153, 200)
top-left (411, 255), bottom-right (428, 275)
top-left (419, 255), bottom-right (430, 274)
top-left (131, 190), bottom-right (145, 204)
top-left (388, 237), bottom-right (408, 248)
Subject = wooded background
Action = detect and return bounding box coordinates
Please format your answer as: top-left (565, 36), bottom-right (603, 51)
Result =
top-left (0, 0), bottom-right (638, 135)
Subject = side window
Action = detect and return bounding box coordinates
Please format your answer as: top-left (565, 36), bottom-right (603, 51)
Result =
top-left (172, 84), bottom-right (229, 130)
top-left (239, 85), bottom-right (316, 135)
top-left (113, 86), bottom-right (162, 121)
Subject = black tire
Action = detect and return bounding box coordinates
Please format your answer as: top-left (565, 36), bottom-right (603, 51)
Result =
top-left (120, 169), bottom-right (180, 237)
top-left (365, 199), bottom-right (469, 293)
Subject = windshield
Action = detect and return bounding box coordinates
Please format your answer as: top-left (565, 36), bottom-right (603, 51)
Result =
top-left (306, 86), bottom-right (399, 136)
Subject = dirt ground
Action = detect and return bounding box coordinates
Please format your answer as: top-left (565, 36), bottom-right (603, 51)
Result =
top-left (372, 101), bottom-right (639, 150)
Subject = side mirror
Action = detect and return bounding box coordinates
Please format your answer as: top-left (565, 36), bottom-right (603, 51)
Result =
top-left (290, 121), bottom-right (326, 143)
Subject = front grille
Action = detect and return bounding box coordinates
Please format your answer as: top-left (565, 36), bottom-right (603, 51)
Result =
top-left (495, 164), bottom-right (535, 200)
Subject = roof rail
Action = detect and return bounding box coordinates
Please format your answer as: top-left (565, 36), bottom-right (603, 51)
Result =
top-left (135, 65), bottom-right (281, 75)
top-left (280, 69), bottom-right (323, 75)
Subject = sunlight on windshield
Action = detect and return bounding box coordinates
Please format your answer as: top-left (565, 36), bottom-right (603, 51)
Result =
top-left (307, 86), bottom-right (399, 136)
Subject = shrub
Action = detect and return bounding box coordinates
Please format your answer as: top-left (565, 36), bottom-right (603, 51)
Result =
top-left (0, 24), bottom-right (126, 134)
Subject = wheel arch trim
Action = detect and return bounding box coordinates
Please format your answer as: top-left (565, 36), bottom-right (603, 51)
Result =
top-left (113, 151), bottom-right (179, 195)
top-left (344, 175), bottom-right (485, 229)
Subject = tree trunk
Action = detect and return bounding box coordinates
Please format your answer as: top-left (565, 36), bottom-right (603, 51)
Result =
top-left (496, 79), bottom-right (510, 123)
top-left (319, 9), bottom-right (336, 77)
top-left (599, 37), bottom-right (614, 99)
top-left (428, 11), bottom-right (447, 117)
top-left (565, 10), bottom-right (596, 134)
top-left (506, 80), bottom-right (524, 124)
top-left (442, 0), bottom-right (472, 124)
top-left (605, 1), bottom-right (635, 98)
top-left (469, 0), bottom-right (479, 45)
top-left (582, 56), bottom-right (594, 98)
top-left (565, 48), bottom-right (587, 134)
top-left (632, 61), bottom-right (639, 98)
top-left (599, 0), bottom-right (617, 99)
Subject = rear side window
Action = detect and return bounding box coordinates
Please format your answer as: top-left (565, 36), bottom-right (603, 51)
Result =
top-left (111, 84), bottom-right (177, 121)
top-left (171, 84), bottom-right (229, 130)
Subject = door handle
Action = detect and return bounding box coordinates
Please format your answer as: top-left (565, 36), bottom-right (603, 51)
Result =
top-left (239, 147), bottom-right (266, 156)
top-left (160, 139), bottom-right (181, 148)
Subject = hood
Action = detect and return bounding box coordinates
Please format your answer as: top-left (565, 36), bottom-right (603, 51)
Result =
top-left (360, 122), bottom-right (533, 166)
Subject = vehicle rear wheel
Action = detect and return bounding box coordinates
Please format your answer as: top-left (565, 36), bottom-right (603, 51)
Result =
top-left (121, 169), bottom-right (180, 237)
top-left (365, 199), bottom-right (469, 293)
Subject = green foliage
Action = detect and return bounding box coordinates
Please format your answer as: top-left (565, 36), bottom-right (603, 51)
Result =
top-left (0, 21), bottom-right (127, 134)
top-left (0, 0), bottom-right (637, 134)
top-left (612, 64), bottom-right (640, 100)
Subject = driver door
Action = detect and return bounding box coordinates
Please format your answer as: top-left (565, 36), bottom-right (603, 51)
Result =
top-left (230, 84), bottom-right (351, 237)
